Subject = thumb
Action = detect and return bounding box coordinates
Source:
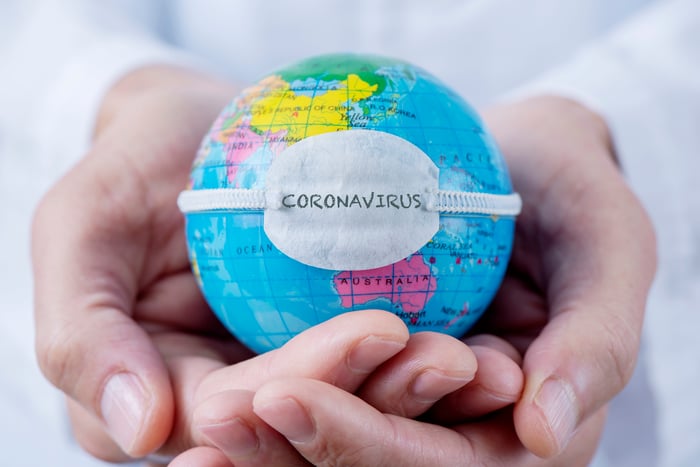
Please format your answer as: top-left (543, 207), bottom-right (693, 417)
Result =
top-left (514, 298), bottom-right (643, 458)
top-left (32, 162), bottom-right (173, 458)
top-left (253, 378), bottom-right (474, 466)
top-left (514, 196), bottom-right (656, 458)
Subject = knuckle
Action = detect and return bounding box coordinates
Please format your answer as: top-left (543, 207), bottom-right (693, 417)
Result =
top-left (35, 322), bottom-right (81, 393)
top-left (35, 326), bottom-right (69, 387)
top-left (304, 434), bottom-right (381, 467)
top-left (300, 438), bottom-right (338, 467)
top-left (324, 445), bottom-right (377, 467)
top-left (599, 311), bottom-right (640, 390)
top-left (31, 184), bottom-right (65, 248)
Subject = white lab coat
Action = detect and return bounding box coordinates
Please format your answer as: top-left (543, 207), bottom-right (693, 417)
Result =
top-left (0, 1), bottom-right (698, 465)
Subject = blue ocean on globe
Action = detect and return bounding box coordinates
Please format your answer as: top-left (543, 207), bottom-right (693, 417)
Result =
top-left (180, 54), bottom-right (518, 354)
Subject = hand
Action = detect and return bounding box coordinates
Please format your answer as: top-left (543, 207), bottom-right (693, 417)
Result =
top-left (173, 96), bottom-right (655, 466)
top-left (30, 65), bottom-right (243, 459)
top-left (30, 65), bottom-right (518, 465)
top-left (480, 96), bottom-right (656, 457)
top-left (173, 335), bottom-right (593, 467)
top-left (171, 330), bottom-right (523, 467)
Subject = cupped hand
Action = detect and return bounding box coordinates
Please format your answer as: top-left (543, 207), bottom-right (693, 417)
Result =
top-left (176, 96), bottom-right (655, 467)
top-left (479, 96), bottom-right (657, 457)
top-left (31, 65), bottom-right (244, 458)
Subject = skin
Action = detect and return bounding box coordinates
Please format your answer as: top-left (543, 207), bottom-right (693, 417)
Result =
top-left (32, 65), bottom-right (656, 466)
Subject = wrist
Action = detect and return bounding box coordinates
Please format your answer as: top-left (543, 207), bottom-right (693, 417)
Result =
top-left (95, 65), bottom-right (238, 138)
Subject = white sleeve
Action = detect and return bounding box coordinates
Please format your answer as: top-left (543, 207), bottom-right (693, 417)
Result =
top-left (0, 0), bottom-right (200, 176)
top-left (509, 0), bottom-right (700, 224)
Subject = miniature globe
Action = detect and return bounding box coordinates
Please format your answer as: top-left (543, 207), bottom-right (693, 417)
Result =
top-left (178, 53), bottom-right (521, 354)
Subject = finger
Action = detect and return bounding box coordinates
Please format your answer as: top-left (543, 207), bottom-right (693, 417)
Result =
top-left (254, 377), bottom-right (474, 466)
top-left (196, 309), bottom-right (409, 400)
top-left (32, 161), bottom-right (173, 457)
top-left (254, 378), bottom-right (605, 467)
top-left (465, 333), bottom-right (523, 365)
top-left (36, 307), bottom-right (173, 458)
top-left (133, 270), bottom-right (225, 334)
top-left (68, 310), bottom-right (404, 459)
top-left (153, 343), bottom-right (227, 457)
top-left (137, 330), bottom-right (256, 457)
top-left (169, 447), bottom-right (233, 467)
top-left (428, 338), bottom-right (523, 422)
top-left (357, 332), bottom-right (476, 418)
top-left (192, 390), bottom-right (309, 466)
top-left (65, 326), bottom-right (244, 462)
top-left (149, 331), bottom-right (253, 365)
top-left (253, 378), bottom-right (525, 466)
top-left (475, 273), bottom-right (548, 354)
top-left (149, 310), bottom-right (407, 454)
top-left (66, 397), bottom-right (129, 463)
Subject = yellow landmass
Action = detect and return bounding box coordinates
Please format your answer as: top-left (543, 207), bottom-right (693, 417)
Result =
top-left (249, 74), bottom-right (377, 139)
top-left (212, 75), bottom-right (290, 144)
top-left (239, 75), bottom-right (289, 108)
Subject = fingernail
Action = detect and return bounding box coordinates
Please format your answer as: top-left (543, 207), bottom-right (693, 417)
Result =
top-left (411, 369), bottom-right (472, 402)
top-left (254, 397), bottom-right (315, 443)
top-left (101, 372), bottom-right (150, 452)
top-left (347, 336), bottom-right (405, 372)
top-left (534, 377), bottom-right (579, 452)
top-left (200, 418), bottom-right (259, 458)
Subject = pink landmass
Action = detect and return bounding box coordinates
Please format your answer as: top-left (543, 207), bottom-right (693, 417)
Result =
top-left (217, 125), bottom-right (286, 183)
top-left (333, 255), bottom-right (436, 313)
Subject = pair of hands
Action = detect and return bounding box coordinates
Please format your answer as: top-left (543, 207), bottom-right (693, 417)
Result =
top-left (31, 66), bottom-right (656, 466)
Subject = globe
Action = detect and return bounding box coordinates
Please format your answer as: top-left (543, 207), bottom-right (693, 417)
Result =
top-left (178, 53), bottom-right (521, 354)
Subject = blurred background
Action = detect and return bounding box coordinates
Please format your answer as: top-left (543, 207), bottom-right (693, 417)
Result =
top-left (0, 4), bottom-right (111, 465)
top-left (0, 137), bottom-right (110, 467)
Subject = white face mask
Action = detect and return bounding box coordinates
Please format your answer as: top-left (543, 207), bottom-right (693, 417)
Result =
top-left (178, 129), bottom-right (521, 271)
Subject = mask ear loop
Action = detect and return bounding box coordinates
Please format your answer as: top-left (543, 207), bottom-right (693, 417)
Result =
top-left (177, 188), bottom-right (267, 212)
top-left (423, 190), bottom-right (522, 216)
top-left (177, 188), bottom-right (522, 217)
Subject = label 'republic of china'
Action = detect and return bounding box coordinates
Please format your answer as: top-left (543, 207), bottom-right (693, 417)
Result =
top-left (264, 129), bottom-right (440, 270)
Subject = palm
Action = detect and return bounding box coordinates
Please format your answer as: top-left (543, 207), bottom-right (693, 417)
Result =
top-left (471, 209), bottom-right (550, 355)
top-left (95, 88), bottom-right (236, 334)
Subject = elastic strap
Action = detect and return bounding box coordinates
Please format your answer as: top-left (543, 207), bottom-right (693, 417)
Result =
top-left (177, 188), bottom-right (522, 216)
